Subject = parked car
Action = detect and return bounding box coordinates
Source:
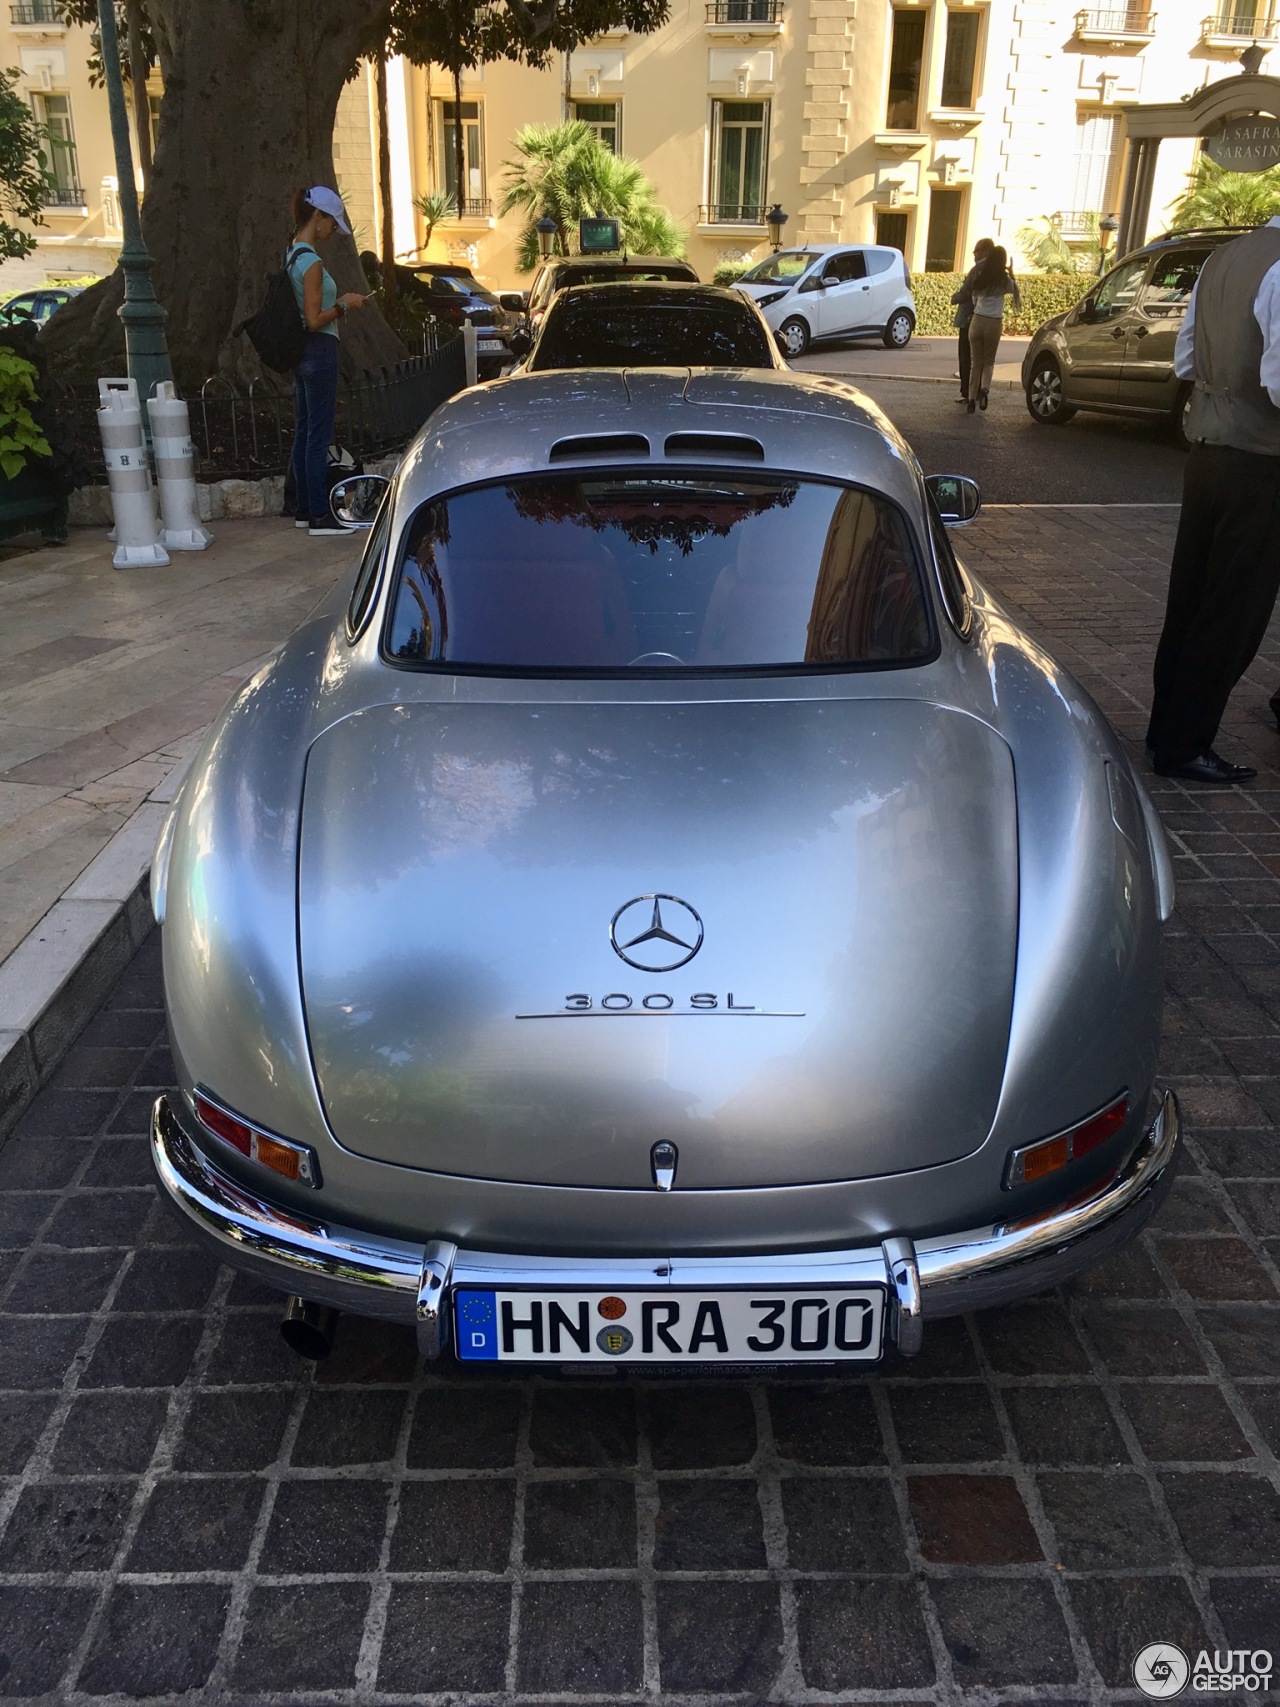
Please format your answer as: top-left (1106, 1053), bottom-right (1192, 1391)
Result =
top-left (150, 366), bottom-right (1179, 1370)
top-left (735, 245), bottom-right (916, 356)
top-left (519, 255), bottom-right (700, 334)
top-left (520, 281), bottom-right (784, 371)
top-left (1022, 226), bottom-right (1253, 438)
top-left (361, 255), bottom-right (518, 378)
top-left (0, 285), bottom-right (82, 328)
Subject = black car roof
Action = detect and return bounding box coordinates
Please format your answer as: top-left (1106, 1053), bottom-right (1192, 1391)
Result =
top-left (547, 257), bottom-right (696, 274)
top-left (550, 281), bottom-right (754, 308)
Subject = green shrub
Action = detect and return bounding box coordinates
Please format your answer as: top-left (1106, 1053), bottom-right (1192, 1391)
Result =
top-left (712, 260), bottom-right (750, 286)
top-left (910, 270), bottom-right (1090, 336)
top-left (0, 345), bottom-right (51, 479)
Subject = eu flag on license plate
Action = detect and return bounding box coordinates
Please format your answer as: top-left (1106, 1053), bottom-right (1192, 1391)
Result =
top-left (455, 1289), bottom-right (497, 1359)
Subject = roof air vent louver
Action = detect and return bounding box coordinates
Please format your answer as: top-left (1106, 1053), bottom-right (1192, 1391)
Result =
top-left (549, 433), bottom-right (651, 460)
top-left (663, 432), bottom-right (765, 461)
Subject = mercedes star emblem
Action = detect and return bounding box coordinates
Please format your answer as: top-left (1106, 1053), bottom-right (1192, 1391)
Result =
top-left (610, 894), bottom-right (704, 972)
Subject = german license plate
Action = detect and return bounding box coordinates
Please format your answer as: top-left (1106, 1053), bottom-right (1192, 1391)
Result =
top-left (454, 1287), bottom-right (885, 1364)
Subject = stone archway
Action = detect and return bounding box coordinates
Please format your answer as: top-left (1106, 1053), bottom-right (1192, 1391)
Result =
top-left (1117, 71), bottom-right (1280, 253)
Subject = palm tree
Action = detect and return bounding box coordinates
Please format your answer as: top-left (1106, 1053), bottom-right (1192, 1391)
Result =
top-left (500, 121), bottom-right (686, 272)
top-left (1017, 213), bottom-right (1100, 273)
top-left (1170, 157), bottom-right (1280, 229)
top-left (413, 189), bottom-right (457, 253)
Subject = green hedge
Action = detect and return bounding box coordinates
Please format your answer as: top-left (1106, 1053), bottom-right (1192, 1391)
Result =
top-left (712, 260), bottom-right (751, 286)
top-left (911, 270), bottom-right (1089, 336)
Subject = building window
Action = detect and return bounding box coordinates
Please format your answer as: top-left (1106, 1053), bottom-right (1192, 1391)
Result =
top-left (31, 93), bottom-right (81, 205)
top-left (1069, 111), bottom-right (1118, 217)
top-left (876, 209), bottom-right (909, 254)
top-left (437, 99), bottom-right (487, 216)
top-left (886, 9), bottom-right (926, 130)
top-left (574, 101), bottom-right (620, 152)
top-left (709, 99), bottom-right (769, 221)
top-left (940, 9), bottom-right (981, 108)
top-left (924, 187), bottom-right (963, 271)
top-left (148, 91), bottom-right (162, 153)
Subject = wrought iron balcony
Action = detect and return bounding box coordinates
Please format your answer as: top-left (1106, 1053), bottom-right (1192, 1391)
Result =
top-left (699, 201), bottom-right (768, 224)
top-left (43, 183), bottom-right (85, 207)
top-left (1201, 10), bottom-right (1279, 39)
top-left (705, 0), bottom-right (783, 22)
top-left (445, 198), bottom-right (492, 219)
top-left (10, 1), bottom-right (63, 22)
top-left (1053, 208), bottom-right (1100, 235)
top-left (1073, 7), bottom-right (1156, 37)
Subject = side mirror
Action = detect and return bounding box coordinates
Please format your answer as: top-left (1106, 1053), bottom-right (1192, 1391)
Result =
top-left (329, 473), bottom-right (391, 529)
top-left (925, 473), bottom-right (981, 526)
top-left (508, 329), bottom-right (532, 359)
top-left (499, 291), bottom-right (528, 312)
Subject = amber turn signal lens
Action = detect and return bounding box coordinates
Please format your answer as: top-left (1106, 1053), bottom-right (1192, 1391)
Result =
top-left (1020, 1136), bottom-right (1069, 1183)
top-left (193, 1092), bottom-right (319, 1187)
top-left (254, 1135), bottom-right (303, 1181)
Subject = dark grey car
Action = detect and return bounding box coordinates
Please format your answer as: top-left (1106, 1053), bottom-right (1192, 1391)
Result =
top-left (1022, 227), bottom-right (1252, 436)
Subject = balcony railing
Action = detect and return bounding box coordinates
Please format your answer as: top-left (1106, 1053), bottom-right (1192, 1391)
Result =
top-left (1053, 209), bottom-right (1100, 236)
top-left (1201, 10), bottom-right (1279, 36)
top-left (705, 0), bottom-right (784, 22)
top-left (1073, 6), bottom-right (1156, 35)
top-left (43, 184), bottom-right (85, 207)
top-left (10, 1), bottom-right (62, 22)
top-left (445, 197), bottom-right (492, 219)
top-left (700, 201), bottom-right (768, 224)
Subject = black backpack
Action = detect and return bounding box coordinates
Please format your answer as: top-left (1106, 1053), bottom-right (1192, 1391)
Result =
top-left (237, 243), bottom-right (309, 373)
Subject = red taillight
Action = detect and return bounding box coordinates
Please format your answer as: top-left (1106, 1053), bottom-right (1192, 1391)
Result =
top-left (193, 1093), bottom-right (319, 1187)
top-left (1004, 1094), bottom-right (1130, 1189)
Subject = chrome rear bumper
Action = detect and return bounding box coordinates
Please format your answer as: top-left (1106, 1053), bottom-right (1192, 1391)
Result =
top-left (150, 1091), bottom-right (1179, 1359)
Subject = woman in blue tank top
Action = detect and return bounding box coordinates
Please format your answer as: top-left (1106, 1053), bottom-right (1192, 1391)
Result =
top-left (286, 186), bottom-right (370, 536)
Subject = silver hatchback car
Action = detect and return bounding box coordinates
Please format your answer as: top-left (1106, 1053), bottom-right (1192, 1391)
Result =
top-left (150, 367), bottom-right (1179, 1371)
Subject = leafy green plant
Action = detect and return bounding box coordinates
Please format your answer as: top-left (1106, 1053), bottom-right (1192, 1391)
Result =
top-left (910, 271), bottom-right (1089, 336)
top-left (712, 259), bottom-right (751, 285)
top-left (1170, 156), bottom-right (1280, 229)
top-left (413, 188), bottom-right (457, 251)
top-left (499, 120), bottom-right (685, 271)
top-left (1017, 213), bottom-right (1102, 274)
top-left (0, 345), bottom-right (52, 478)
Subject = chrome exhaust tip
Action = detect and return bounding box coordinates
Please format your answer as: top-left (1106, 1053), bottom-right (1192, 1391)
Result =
top-left (280, 1295), bottom-right (340, 1360)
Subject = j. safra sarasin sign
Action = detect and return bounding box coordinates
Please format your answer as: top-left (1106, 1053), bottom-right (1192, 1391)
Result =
top-left (1205, 118), bottom-right (1280, 173)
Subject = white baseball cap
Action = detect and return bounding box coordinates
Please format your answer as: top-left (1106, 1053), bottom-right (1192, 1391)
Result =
top-left (306, 185), bottom-right (351, 235)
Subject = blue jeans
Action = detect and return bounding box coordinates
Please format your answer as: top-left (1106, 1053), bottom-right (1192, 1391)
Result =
top-left (290, 332), bottom-right (338, 523)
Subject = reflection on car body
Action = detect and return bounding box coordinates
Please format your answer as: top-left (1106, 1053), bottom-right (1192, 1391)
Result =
top-left (522, 282), bottom-right (784, 373)
top-left (149, 365), bottom-right (1180, 1373)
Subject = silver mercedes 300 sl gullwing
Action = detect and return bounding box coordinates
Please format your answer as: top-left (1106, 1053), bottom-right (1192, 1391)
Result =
top-left (149, 367), bottom-right (1180, 1368)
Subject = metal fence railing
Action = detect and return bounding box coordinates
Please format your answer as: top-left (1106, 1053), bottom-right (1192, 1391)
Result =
top-left (58, 333), bottom-right (468, 484)
top-left (1073, 7), bottom-right (1156, 30)
top-left (1201, 10), bottom-right (1279, 33)
top-left (705, 0), bottom-right (784, 22)
top-left (699, 202), bottom-right (768, 224)
top-left (10, 1), bottom-right (61, 22)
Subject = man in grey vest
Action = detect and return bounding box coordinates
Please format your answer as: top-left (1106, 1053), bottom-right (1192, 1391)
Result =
top-left (1146, 217), bottom-right (1280, 783)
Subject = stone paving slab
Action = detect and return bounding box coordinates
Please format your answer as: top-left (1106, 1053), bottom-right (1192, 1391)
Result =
top-left (0, 504), bottom-right (1278, 1703)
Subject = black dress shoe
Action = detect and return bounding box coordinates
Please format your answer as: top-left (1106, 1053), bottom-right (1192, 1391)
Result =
top-left (1153, 749), bottom-right (1257, 783)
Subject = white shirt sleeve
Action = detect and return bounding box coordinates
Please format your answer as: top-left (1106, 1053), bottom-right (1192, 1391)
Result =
top-left (1255, 256), bottom-right (1280, 408)
top-left (1174, 279), bottom-right (1197, 380)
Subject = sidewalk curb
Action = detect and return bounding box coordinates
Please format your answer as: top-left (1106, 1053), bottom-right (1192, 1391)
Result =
top-left (0, 873), bottom-right (153, 1142)
top-left (813, 369), bottom-right (1022, 392)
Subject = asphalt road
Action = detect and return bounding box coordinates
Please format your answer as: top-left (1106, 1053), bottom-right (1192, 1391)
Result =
top-left (816, 376), bottom-right (1188, 506)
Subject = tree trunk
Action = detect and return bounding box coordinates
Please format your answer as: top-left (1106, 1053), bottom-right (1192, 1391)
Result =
top-left (44, 0), bottom-right (405, 387)
top-left (375, 50), bottom-right (396, 309)
top-left (452, 62), bottom-right (465, 220)
top-left (126, 0), bottom-right (152, 187)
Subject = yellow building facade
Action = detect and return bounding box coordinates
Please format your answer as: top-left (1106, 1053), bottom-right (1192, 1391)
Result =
top-left (0, 0), bottom-right (1275, 295)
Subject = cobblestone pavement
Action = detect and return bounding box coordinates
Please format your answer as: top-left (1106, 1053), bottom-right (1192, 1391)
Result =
top-left (2, 505), bottom-right (1279, 1704)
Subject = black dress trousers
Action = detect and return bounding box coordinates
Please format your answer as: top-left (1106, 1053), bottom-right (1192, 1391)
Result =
top-left (957, 325), bottom-right (971, 398)
top-left (1147, 442), bottom-right (1280, 765)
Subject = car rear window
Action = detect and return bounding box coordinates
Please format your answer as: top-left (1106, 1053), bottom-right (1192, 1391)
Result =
top-left (529, 299), bottom-right (775, 369)
top-left (385, 472), bottom-right (934, 673)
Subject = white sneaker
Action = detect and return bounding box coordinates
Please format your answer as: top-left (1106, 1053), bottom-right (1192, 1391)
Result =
top-left (293, 517), bottom-right (310, 528)
top-left (308, 524), bottom-right (346, 538)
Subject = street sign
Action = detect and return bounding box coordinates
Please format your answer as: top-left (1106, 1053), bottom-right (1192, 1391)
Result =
top-left (579, 216), bottom-right (621, 252)
top-left (1204, 116), bottom-right (1280, 173)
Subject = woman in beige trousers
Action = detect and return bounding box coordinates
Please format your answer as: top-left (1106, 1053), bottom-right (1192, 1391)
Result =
top-left (967, 245), bottom-right (1021, 412)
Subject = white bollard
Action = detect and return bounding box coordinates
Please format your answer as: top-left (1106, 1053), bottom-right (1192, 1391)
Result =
top-left (148, 381), bottom-right (212, 551)
top-left (97, 378), bottom-right (168, 569)
top-left (463, 319), bottom-right (478, 387)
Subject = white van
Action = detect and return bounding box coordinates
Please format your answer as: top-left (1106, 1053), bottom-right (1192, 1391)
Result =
top-left (735, 245), bottom-right (916, 357)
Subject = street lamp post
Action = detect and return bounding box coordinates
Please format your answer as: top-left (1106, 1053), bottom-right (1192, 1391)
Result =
top-left (1098, 211), bottom-right (1119, 276)
top-left (96, 0), bottom-right (171, 409)
top-left (535, 215), bottom-right (559, 260)
top-left (765, 203), bottom-right (788, 252)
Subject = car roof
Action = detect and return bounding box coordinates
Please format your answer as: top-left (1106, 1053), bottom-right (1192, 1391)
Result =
top-left (549, 281), bottom-right (761, 308)
top-left (770, 243), bottom-right (895, 256)
top-left (395, 369), bottom-right (921, 517)
top-left (544, 256), bottom-right (695, 272)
